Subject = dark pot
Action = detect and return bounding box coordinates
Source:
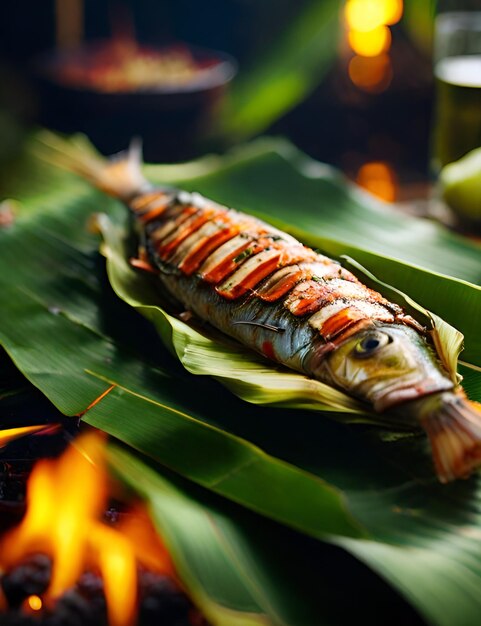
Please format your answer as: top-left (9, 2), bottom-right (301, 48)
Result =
top-left (33, 41), bottom-right (237, 162)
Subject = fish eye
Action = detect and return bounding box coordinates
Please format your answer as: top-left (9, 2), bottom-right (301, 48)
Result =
top-left (353, 331), bottom-right (391, 358)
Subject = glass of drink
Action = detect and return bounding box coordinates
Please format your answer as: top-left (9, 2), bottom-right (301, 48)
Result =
top-left (431, 4), bottom-right (481, 173)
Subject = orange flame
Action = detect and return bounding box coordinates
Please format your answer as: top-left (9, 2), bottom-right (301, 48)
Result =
top-left (0, 424), bottom-right (60, 448)
top-left (0, 431), bottom-right (174, 626)
top-left (89, 524), bottom-right (137, 626)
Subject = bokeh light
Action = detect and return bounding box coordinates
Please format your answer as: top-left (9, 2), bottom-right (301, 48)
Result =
top-left (345, 0), bottom-right (403, 31)
top-left (380, 0), bottom-right (403, 26)
top-left (348, 25), bottom-right (391, 57)
top-left (356, 161), bottom-right (397, 202)
top-left (348, 54), bottom-right (393, 92)
top-left (345, 0), bottom-right (402, 91)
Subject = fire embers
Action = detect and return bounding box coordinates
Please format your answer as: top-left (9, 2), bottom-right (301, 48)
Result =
top-left (0, 555), bottom-right (205, 626)
top-left (0, 432), bottom-right (207, 626)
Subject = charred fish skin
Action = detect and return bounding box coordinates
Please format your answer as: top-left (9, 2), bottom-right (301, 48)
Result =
top-left (131, 188), bottom-right (452, 393)
top-left (157, 270), bottom-right (326, 378)
top-left (39, 134), bottom-right (481, 484)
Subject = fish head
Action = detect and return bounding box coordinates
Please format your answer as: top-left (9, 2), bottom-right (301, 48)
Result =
top-left (324, 323), bottom-right (454, 411)
top-left (325, 323), bottom-right (481, 484)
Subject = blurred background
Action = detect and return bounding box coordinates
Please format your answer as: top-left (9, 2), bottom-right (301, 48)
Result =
top-left (0, 0), bottom-right (437, 201)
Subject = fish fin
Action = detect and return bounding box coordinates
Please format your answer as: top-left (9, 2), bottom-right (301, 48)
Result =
top-left (419, 392), bottom-right (481, 483)
top-left (34, 130), bottom-right (148, 200)
top-left (129, 245), bottom-right (159, 274)
top-left (129, 257), bottom-right (158, 274)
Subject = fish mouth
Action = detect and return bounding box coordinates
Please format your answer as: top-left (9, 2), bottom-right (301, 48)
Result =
top-left (410, 391), bottom-right (481, 483)
top-left (372, 378), bottom-right (454, 412)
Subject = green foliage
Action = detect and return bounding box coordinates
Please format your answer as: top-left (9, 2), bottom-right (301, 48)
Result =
top-left (216, 0), bottom-right (340, 141)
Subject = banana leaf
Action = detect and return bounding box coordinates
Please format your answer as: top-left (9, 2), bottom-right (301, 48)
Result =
top-left (2, 135), bottom-right (481, 625)
top-left (0, 364), bottom-right (421, 626)
top-left (108, 443), bottom-right (425, 626)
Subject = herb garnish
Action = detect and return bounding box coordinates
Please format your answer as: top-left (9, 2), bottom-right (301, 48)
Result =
top-left (233, 248), bottom-right (252, 263)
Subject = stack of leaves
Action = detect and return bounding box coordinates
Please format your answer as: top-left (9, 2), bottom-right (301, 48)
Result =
top-left (1, 134), bottom-right (481, 626)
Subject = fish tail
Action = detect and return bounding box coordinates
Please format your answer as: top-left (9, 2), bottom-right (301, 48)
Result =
top-left (34, 130), bottom-right (147, 201)
top-left (418, 392), bottom-right (481, 483)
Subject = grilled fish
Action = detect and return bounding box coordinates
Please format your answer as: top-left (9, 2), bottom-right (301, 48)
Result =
top-left (41, 135), bottom-right (481, 483)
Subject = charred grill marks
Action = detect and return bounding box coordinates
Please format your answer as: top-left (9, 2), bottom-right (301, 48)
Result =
top-left (129, 189), bottom-right (421, 353)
